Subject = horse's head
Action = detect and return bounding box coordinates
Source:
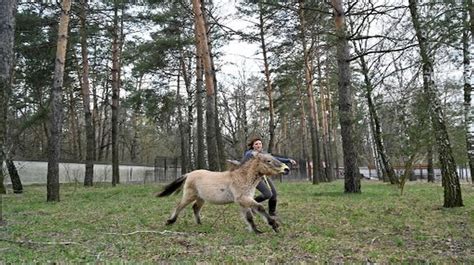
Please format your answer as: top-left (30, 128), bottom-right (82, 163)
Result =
top-left (250, 152), bottom-right (290, 176)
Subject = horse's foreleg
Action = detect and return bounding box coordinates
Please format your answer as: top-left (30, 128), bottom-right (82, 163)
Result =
top-left (240, 207), bottom-right (262, 234)
top-left (238, 197), bottom-right (279, 233)
top-left (167, 195), bottom-right (195, 225)
top-left (253, 204), bottom-right (279, 233)
top-left (192, 198), bottom-right (204, 225)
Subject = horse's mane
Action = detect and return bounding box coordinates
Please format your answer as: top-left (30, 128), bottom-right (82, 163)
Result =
top-left (235, 155), bottom-right (263, 177)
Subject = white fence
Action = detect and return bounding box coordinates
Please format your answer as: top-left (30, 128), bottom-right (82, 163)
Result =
top-left (2, 161), bottom-right (472, 185)
top-left (358, 166), bottom-right (472, 182)
top-left (2, 161), bottom-right (161, 185)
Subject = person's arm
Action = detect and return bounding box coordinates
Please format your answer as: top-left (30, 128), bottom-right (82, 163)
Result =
top-left (273, 155), bottom-right (297, 165)
top-left (241, 150), bottom-right (254, 164)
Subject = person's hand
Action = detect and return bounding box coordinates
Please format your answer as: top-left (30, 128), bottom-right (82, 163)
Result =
top-left (289, 159), bottom-right (297, 165)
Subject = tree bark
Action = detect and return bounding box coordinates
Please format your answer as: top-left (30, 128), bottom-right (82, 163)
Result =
top-left (409, 0), bottom-right (463, 207)
top-left (332, 0), bottom-right (361, 193)
top-left (79, 0), bottom-right (95, 186)
top-left (297, 82), bottom-right (310, 179)
top-left (67, 89), bottom-right (80, 160)
top-left (180, 52), bottom-right (195, 170)
top-left (7, 159), bottom-right (22, 194)
top-left (192, 0), bottom-right (219, 171)
top-left (111, 1), bottom-right (121, 186)
top-left (0, 0), bottom-right (16, 195)
top-left (194, 27), bottom-right (206, 170)
top-left (176, 71), bottom-right (187, 174)
top-left (47, 0), bottom-right (72, 202)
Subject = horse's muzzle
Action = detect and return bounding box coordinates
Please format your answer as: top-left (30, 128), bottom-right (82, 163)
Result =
top-left (283, 167), bottom-right (290, 175)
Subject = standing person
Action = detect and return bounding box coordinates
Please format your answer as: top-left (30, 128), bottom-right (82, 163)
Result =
top-left (241, 136), bottom-right (297, 217)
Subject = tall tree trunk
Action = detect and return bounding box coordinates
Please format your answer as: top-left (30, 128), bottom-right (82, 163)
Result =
top-left (128, 75), bottom-right (142, 163)
top-left (192, 0), bottom-right (218, 171)
top-left (214, 83), bottom-right (226, 171)
top-left (325, 58), bottom-right (337, 180)
top-left (194, 33), bottom-right (206, 169)
top-left (91, 44), bottom-right (100, 162)
top-left (176, 72), bottom-right (187, 174)
top-left (409, 0), bottom-right (463, 207)
top-left (79, 0), bottom-right (95, 186)
top-left (463, 0), bottom-right (474, 183)
top-left (0, 0), bottom-right (16, 196)
top-left (111, 1), bottom-right (121, 186)
top-left (98, 83), bottom-right (110, 161)
top-left (297, 83), bottom-right (309, 179)
top-left (47, 0), bottom-right (72, 202)
top-left (180, 52), bottom-right (195, 170)
top-left (258, 2), bottom-right (276, 153)
top-left (67, 89), bottom-right (80, 159)
top-left (332, 0), bottom-right (361, 193)
top-left (200, 3), bottom-right (226, 170)
top-left (317, 38), bottom-right (333, 182)
top-left (359, 54), bottom-right (399, 184)
top-left (299, 0), bottom-right (322, 184)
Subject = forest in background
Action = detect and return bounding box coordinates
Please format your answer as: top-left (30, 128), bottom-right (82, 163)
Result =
top-left (0, 0), bottom-right (472, 206)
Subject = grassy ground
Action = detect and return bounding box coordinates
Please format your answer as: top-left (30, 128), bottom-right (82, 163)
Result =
top-left (1, 180), bottom-right (473, 263)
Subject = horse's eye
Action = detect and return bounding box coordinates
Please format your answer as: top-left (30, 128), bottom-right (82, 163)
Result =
top-left (267, 160), bottom-right (271, 163)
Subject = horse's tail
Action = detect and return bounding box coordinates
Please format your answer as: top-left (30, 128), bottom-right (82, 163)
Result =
top-left (156, 175), bottom-right (187, 197)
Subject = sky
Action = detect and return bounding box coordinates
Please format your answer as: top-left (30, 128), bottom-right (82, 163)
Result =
top-left (214, 1), bottom-right (261, 84)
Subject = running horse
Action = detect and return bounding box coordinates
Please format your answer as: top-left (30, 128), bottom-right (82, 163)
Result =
top-left (156, 152), bottom-right (289, 233)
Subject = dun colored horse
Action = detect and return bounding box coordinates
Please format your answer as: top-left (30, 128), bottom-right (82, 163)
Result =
top-left (156, 152), bottom-right (289, 233)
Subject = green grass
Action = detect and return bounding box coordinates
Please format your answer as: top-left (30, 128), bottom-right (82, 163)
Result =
top-left (1, 180), bottom-right (473, 263)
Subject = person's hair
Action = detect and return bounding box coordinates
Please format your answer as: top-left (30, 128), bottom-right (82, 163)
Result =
top-left (247, 136), bottom-right (262, 150)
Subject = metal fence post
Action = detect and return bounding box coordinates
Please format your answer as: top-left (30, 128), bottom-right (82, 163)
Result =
top-left (164, 158), bottom-right (167, 182)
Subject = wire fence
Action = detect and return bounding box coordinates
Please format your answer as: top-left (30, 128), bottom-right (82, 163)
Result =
top-left (2, 157), bottom-right (471, 185)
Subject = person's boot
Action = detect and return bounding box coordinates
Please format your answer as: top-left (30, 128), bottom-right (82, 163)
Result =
top-left (268, 199), bottom-right (277, 217)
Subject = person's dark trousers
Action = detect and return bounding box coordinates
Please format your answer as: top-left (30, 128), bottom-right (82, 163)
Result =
top-left (255, 177), bottom-right (278, 216)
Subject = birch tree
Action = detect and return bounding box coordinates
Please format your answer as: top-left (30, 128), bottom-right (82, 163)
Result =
top-left (409, 0), bottom-right (463, 207)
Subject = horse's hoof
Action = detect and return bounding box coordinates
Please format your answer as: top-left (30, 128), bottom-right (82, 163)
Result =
top-left (272, 222), bottom-right (280, 232)
top-left (268, 217), bottom-right (279, 226)
top-left (268, 218), bottom-right (280, 232)
top-left (166, 219), bottom-right (176, 225)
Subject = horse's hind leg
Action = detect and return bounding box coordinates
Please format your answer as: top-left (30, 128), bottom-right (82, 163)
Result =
top-left (240, 207), bottom-right (262, 234)
top-left (192, 198), bottom-right (204, 224)
top-left (166, 195), bottom-right (195, 225)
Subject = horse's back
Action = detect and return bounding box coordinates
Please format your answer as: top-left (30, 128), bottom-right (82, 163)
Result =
top-left (185, 169), bottom-right (235, 204)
